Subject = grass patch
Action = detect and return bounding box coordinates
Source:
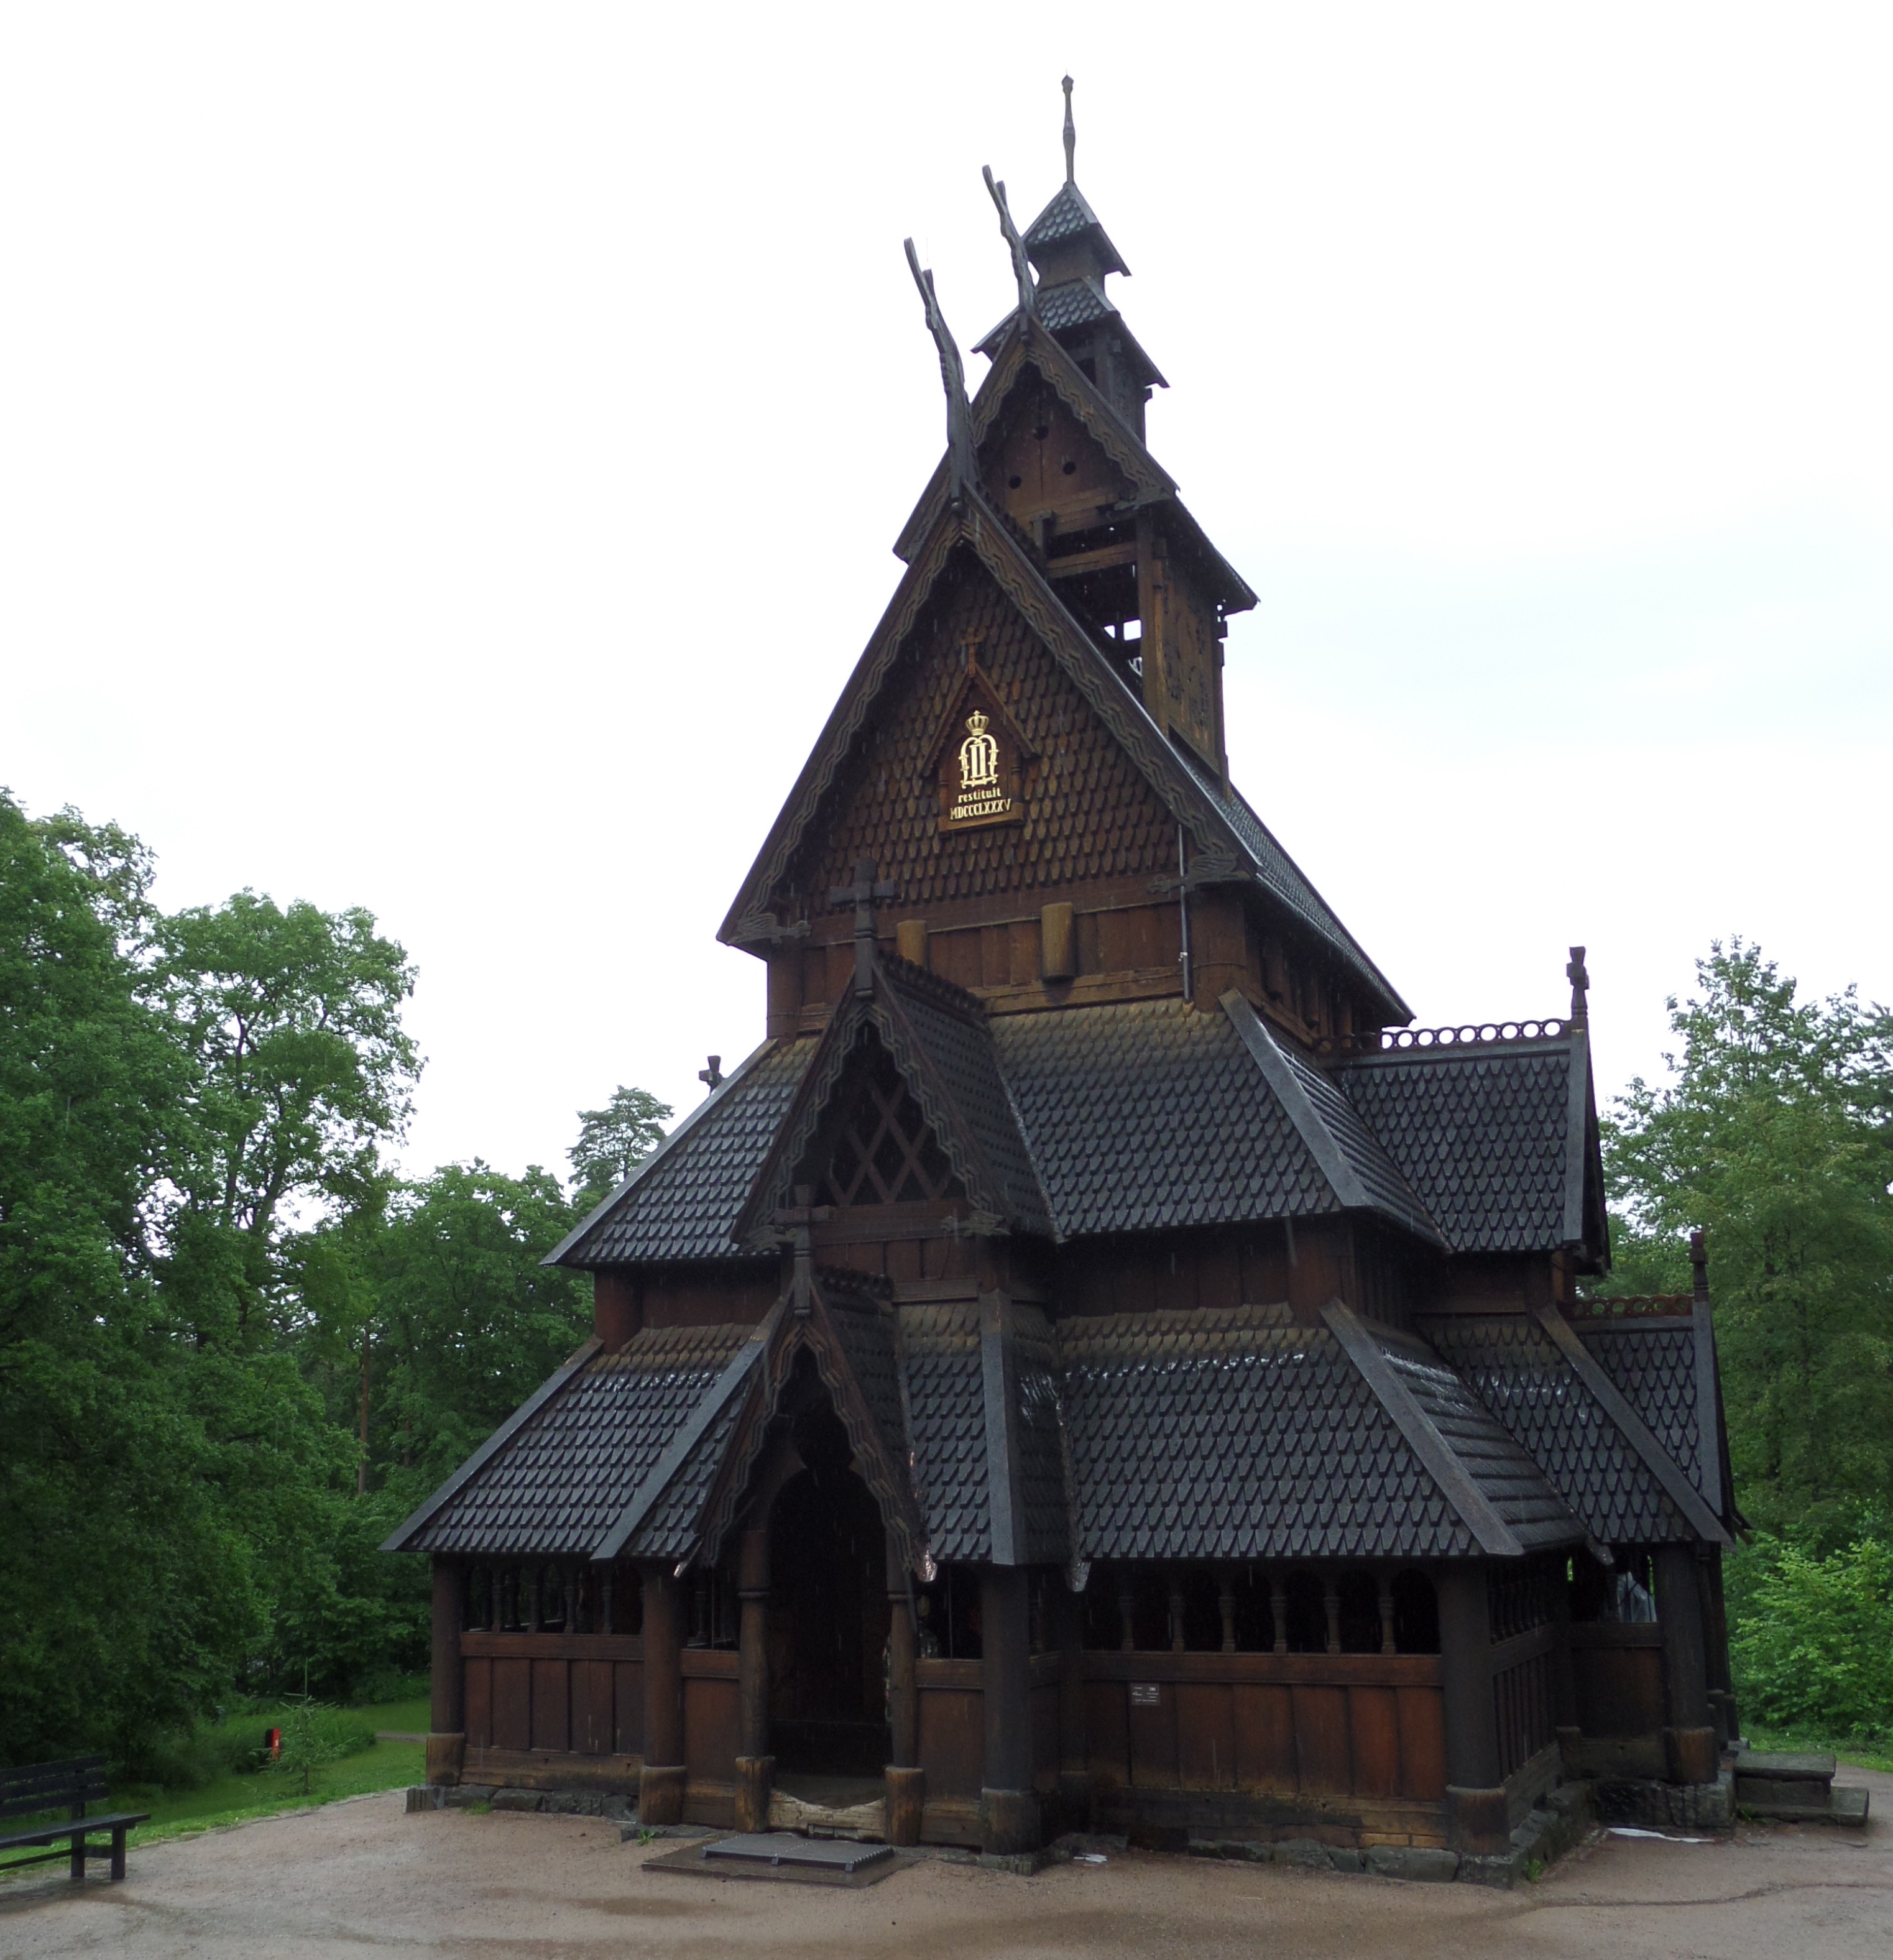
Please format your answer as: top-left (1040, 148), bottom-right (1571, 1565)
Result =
top-left (102, 1693), bottom-right (434, 1848)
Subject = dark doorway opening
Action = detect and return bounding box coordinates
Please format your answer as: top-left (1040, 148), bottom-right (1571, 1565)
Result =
top-left (766, 1370), bottom-right (891, 1778)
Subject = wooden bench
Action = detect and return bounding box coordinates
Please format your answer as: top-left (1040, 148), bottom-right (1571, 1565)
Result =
top-left (1, 1756), bottom-right (149, 1882)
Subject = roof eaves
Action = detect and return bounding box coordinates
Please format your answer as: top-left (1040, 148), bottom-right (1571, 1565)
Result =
top-left (544, 1040), bottom-right (784, 1268)
top-left (379, 1337), bottom-right (602, 1552)
top-left (1534, 1303), bottom-right (1730, 1544)
top-left (1320, 1302), bottom-right (1525, 1557)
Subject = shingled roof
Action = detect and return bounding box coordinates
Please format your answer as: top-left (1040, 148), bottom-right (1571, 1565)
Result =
top-left (1420, 1311), bottom-right (1724, 1544)
top-left (551, 1038), bottom-right (813, 1268)
top-left (387, 1323), bottom-right (754, 1557)
top-left (1335, 1034), bottom-right (1598, 1254)
top-left (1055, 1304), bottom-right (1581, 1562)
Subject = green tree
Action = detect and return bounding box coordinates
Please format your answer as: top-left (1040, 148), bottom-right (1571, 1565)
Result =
top-left (154, 892), bottom-right (420, 1339)
top-left (568, 1085), bottom-right (671, 1210)
top-left (1599, 941), bottom-right (1893, 1542)
top-left (0, 794), bottom-right (259, 1762)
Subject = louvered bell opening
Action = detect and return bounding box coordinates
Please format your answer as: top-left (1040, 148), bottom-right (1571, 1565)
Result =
top-left (812, 1047), bottom-right (965, 1208)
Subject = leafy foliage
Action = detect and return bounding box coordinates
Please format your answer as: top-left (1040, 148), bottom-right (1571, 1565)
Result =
top-left (569, 1085), bottom-right (672, 1210)
top-left (1599, 940), bottom-right (1893, 1543)
top-left (1729, 1533), bottom-right (1893, 1741)
top-left (0, 788), bottom-right (661, 1769)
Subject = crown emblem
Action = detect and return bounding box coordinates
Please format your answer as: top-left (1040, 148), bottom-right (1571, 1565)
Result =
top-left (957, 707), bottom-right (1000, 793)
top-left (965, 709), bottom-right (988, 735)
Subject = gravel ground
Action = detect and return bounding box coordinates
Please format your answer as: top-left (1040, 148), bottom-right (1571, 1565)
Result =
top-left (2, 1769), bottom-right (1887, 1960)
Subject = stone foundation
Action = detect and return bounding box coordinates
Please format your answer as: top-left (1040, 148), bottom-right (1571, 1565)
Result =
top-left (1593, 1771), bottom-right (1733, 1833)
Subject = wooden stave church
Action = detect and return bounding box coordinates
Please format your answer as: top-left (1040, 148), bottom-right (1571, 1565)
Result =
top-left (387, 102), bottom-right (1741, 1863)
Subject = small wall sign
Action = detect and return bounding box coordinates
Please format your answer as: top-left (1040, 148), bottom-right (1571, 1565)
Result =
top-left (1128, 1683), bottom-right (1161, 1707)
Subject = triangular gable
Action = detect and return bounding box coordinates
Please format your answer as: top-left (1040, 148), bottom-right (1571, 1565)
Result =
top-left (721, 487), bottom-right (1401, 1022)
top-left (732, 955), bottom-right (1052, 1245)
top-left (691, 1267), bottom-right (930, 1578)
top-left (895, 319), bottom-right (1174, 564)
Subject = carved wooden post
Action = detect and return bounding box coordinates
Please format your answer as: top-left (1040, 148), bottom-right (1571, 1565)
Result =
top-left (426, 1558), bottom-right (466, 1787)
top-left (1322, 1580), bottom-right (1342, 1655)
top-left (1378, 1575), bottom-right (1396, 1655)
top-left (1117, 1574), bottom-right (1136, 1652)
top-left (1654, 1544), bottom-right (1716, 1783)
top-left (885, 1548), bottom-right (924, 1846)
top-left (640, 1563), bottom-right (687, 1825)
top-left (1218, 1573), bottom-right (1237, 1654)
top-left (1169, 1576), bottom-right (1186, 1653)
top-left (1438, 1563), bottom-right (1506, 1856)
top-left (980, 1565), bottom-right (1040, 1855)
top-left (735, 1529), bottom-right (774, 1831)
top-left (1269, 1576), bottom-right (1287, 1654)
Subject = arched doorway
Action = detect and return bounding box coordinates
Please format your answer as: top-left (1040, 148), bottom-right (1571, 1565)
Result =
top-left (766, 1384), bottom-right (891, 1778)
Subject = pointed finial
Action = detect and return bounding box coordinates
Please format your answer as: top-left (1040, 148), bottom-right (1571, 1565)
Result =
top-left (1566, 945), bottom-right (1590, 1026)
top-left (983, 165), bottom-right (1036, 325)
top-left (1062, 75), bottom-right (1076, 182)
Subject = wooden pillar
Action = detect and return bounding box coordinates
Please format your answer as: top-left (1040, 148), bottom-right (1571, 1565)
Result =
top-left (426, 1559), bottom-right (466, 1786)
top-left (1117, 1573), bottom-right (1136, 1652)
top-left (1056, 1580), bottom-right (1092, 1831)
top-left (1654, 1544), bottom-right (1717, 1783)
top-left (885, 1549), bottom-right (924, 1846)
top-left (980, 1565), bottom-right (1040, 1854)
top-left (1703, 1548), bottom-right (1739, 1746)
top-left (1219, 1573), bottom-right (1237, 1655)
top-left (1437, 1563), bottom-right (1506, 1854)
top-left (733, 1530), bottom-right (773, 1831)
top-left (640, 1563), bottom-right (686, 1824)
top-left (1269, 1576), bottom-right (1287, 1654)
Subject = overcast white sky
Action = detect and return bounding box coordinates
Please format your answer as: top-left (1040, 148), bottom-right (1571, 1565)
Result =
top-left (5, 4), bottom-right (1890, 1185)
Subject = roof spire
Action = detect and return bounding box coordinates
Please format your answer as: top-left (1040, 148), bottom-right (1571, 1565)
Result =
top-left (1062, 75), bottom-right (1076, 182)
top-left (982, 166), bottom-right (1037, 327)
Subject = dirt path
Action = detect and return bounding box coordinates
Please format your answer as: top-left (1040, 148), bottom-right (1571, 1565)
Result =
top-left (3, 1770), bottom-right (1888, 1959)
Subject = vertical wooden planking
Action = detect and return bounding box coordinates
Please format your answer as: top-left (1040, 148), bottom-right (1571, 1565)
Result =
top-left (918, 1687), bottom-right (985, 1798)
top-left (614, 1661), bottom-right (645, 1757)
top-left (1347, 1686), bottom-right (1401, 1798)
top-left (572, 1660), bottom-right (614, 1755)
top-left (530, 1659), bottom-right (569, 1752)
top-left (1084, 1680), bottom-right (1130, 1788)
top-left (1174, 1683), bottom-right (1236, 1790)
top-left (1030, 1679), bottom-right (1061, 1792)
top-left (1232, 1683), bottom-right (1296, 1792)
top-left (885, 1238), bottom-right (921, 1283)
top-left (492, 1659), bottom-right (532, 1752)
top-left (980, 925), bottom-right (1009, 988)
top-left (683, 1678), bottom-right (739, 1784)
top-left (1396, 1686), bottom-right (1447, 1799)
top-left (1291, 1685), bottom-right (1351, 1794)
top-left (1008, 918), bottom-right (1038, 986)
top-left (464, 1657), bottom-right (493, 1750)
top-left (1126, 1680), bottom-right (1179, 1789)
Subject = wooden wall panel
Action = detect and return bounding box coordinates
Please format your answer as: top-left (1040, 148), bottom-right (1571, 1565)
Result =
top-left (492, 1659), bottom-right (532, 1753)
top-left (1031, 1680), bottom-right (1061, 1793)
top-left (918, 1688), bottom-right (985, 1799)
top-left (1084, 1681), bottom-right (1130, 1788)
top-left (1174, 1683), bottom-right (1236, 1791)
top-left (463, 1658), bottom-right (492, 1749)
top-left (1396, 1687), bottom-right (1447, 1800)
top-left (1348, 1686), bottom-right (1401, 1798)
top-left (530, 1659), bottom-right (569, 1753)
top-left (1126, 1683), bottom-right (1179, 1789)
top-left (571, 1660), bottom-right (615, 1757)
top-left (1573, 1646), bottom-right (1664, 1739)
top-left (614, 1662), bottom-right (645, 1757)
top-left (1232, 1683), bottom-right (1296, 1793)
top-left (684, 1677), bottom-right (739, 1783)
top-left (1291, 1686), bottom-right (1351, 1795)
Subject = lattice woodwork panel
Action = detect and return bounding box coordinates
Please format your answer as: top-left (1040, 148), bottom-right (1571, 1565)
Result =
top-left (809, 1049), bottom-right (963, 1208)
top-left (775, 556), bottom-right (1178, 915)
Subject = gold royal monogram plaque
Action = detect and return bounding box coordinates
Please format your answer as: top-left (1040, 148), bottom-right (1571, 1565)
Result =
top-left (949, 710), bottom-right (1012, 824)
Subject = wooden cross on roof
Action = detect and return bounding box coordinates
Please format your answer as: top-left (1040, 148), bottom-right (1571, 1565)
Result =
top-left (829, 857), bottom-right (899, 1000)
